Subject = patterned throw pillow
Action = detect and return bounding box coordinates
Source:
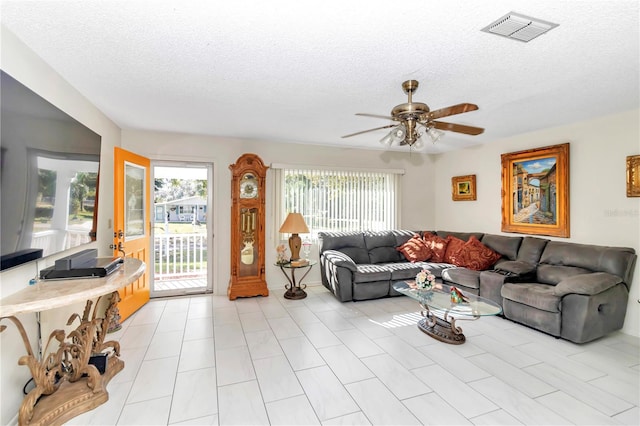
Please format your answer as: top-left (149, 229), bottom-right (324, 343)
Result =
top-left (422, 233), bottom-right (449, 263)
top-left (444, 236), bottom-right (466, 264)
top-left (452, 236), bottom-right (503, 270)
top-left (397, 235), bottom-right (432, 262)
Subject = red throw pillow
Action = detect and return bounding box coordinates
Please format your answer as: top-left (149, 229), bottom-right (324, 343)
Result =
top-left (422, 233), bottom-right (449, 263)
top-left (444, 236), bottom-right (466, 265)
top-left (453, 236), bottom-right (503, 271)
top-left (397, 235), bottom-right (432, 262)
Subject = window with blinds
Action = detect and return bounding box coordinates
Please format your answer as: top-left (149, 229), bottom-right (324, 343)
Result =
top-left (275, 167), bottom-right (401, 238)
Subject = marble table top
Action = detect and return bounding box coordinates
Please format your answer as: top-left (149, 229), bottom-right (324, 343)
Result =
top-left (0, 258), bottom-right (145, 317)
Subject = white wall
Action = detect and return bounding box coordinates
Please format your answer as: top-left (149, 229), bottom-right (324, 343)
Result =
top-left (121, 130), bottom-right (437, 297)
top-left (433, 109), bottom-right (640, 336)
top-left (0, 25), bottom-right (121, 425)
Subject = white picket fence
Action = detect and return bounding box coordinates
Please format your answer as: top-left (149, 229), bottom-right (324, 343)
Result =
top-left (154, 233), bottom-right (207, 279)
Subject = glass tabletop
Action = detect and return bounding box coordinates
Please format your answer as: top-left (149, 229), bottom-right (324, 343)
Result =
top-left (393, 281), bottom-right (502, 317)
top-left (276, 260), bottom-right (317, 268)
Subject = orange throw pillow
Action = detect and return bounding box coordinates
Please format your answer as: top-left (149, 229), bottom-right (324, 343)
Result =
top-left (453, 236), bottom-right (503, 271)
top-left (444, 236), bottom-right (466, 265)
top-left (422, 233), bottom-right (449, 263)
top-left (397, 235), bottom-right (432, 262)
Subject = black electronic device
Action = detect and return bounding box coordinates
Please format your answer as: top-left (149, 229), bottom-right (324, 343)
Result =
top-left (1, 248), bottom-right (43, 271)
top-left (40, 251), bottom-right (123, 280)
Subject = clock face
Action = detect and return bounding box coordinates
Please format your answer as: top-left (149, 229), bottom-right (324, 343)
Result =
top-left (240, 173), bottom-right (259, 198)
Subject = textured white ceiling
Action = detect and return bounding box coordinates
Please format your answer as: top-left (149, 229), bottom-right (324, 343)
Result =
top-left (1, 0), bottom-right (638, 153)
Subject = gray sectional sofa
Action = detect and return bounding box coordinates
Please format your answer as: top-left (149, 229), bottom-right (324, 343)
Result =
top-left (318, 230), bottom-right (637, 343)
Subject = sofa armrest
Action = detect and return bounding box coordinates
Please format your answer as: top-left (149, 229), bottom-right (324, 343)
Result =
top-left (321, 250), bottom-right (358, 272)
top-left (553, 272), bottom-right (622, 297)
top-left (494, 260), bottom-right (536, 276)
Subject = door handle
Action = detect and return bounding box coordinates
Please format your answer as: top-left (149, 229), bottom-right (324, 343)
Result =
top-left (110, 242), bottom-right (126, 257)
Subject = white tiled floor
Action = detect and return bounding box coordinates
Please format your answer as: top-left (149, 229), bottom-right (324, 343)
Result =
top-left (69, 285), bottom-right (640, 425)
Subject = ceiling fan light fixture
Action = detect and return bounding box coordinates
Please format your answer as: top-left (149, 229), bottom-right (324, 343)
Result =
top-left (342, 80), bottom-right (484, 152)
top-left (412, 138), bottom-right (425, 150)
top-left (390, 124), bottom-right (406, 143)
top-left (379, 131), bottom-right (394, 147)
top-left (426, 127), bottom-right (445, 143)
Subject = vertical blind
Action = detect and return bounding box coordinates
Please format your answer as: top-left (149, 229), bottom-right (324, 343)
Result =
top-left (275, 167), bottom-right (401, 239)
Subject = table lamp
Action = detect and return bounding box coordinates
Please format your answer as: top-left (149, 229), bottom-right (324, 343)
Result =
top-left (279, 213), bottom-right (309, 261)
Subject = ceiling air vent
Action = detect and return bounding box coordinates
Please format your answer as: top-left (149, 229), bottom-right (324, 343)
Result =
top-left (481, 12), bottom-right (558, 42)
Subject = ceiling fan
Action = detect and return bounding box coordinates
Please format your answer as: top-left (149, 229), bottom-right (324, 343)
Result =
top-left (342, 80), bottom-right (484, 149)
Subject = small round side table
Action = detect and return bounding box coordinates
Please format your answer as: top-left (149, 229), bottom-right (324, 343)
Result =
top-left (276, 260), bottom-right (317, 300)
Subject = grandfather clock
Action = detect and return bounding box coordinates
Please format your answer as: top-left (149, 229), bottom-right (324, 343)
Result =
top-left (228, 153), bottom-right (269, 300)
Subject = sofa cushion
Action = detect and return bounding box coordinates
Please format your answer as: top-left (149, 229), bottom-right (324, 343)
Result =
top-left (442, 267), bottom-right (481, 289)
top-left (553, 272), bottom-right (623, 297)
top-left (481, 234), bottom-right (522, 261)
top-left (451, 236), bottom-right (503, 271)
top-left (444, 236), bottom-right (466, 264)
top-left (393, 229), bottom-right (420, 246)
top-left (501, 283), bottom-right (561, 313)
top-left (436, 231), bottom-right (484, 241)
top-left (423, 233), bottom-right (449, 263)
top-left (536, 264), bottom-right (592, 285)
top-left (318, 232), bottom-right (370, 264)
top-left (540, 241), bottom-right (637, 283)
top-left (354, 264), bottom-right (392, 283)
top-left (517, 237), bottom-right (549, 264)
top-left (385, 261), bottom-right (452, 280)
top-left (365, 231), bottom-right (405, 263)
top-left (397, 235), bottom-right (432, 262)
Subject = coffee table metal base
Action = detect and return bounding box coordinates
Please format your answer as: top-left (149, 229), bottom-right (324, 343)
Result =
top-left (417, 303), bottom-right (473, 345)
top-left (418, 313), bottom-right (466, 344)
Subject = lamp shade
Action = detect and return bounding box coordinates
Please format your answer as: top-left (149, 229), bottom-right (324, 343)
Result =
top-left (279, 213), bottom-right (309, 234)
top-left (279, 213), bottom-right (309, 261)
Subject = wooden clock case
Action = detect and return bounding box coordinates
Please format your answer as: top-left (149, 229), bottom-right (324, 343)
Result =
top-left (228, 153), bottom-right (269, 300)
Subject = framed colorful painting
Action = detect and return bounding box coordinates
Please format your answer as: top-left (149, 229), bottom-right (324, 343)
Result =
top-left (451, 175), bottom-right (476, 201)
top-left (501, 143), bottom-right (570, 237)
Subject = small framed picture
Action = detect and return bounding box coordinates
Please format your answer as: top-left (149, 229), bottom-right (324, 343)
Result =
top-left (627, 155), bottom-right (640, 197)
top-left (451, 175), bottom-right (476, 201)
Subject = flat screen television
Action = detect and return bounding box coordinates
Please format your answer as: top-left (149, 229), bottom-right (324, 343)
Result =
top-left (1, 70), bottom-right (102, 271)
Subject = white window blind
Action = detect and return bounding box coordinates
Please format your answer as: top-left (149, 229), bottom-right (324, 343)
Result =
top-left (274, 166), bottom-right (401, 239)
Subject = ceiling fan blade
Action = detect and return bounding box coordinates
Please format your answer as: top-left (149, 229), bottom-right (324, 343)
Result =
top-left (427, 103), bottom-right (478, 120)
top-left (432, 121), bottom-right (484, 135)
top-left (341, 124), bottom-right (396, 138)
top-left (356, 113), bottom-right (396, 120)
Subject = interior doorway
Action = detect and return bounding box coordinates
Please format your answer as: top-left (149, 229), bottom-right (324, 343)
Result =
top-left (150, 162), bottom-right (213, 297)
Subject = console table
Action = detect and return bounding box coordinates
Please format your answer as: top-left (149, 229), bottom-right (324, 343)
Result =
top-left (0, 258), bottom-right (145, 426)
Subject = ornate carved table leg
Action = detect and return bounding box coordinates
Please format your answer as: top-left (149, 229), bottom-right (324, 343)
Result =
top-left (416, 302), bottom-right (479, 345)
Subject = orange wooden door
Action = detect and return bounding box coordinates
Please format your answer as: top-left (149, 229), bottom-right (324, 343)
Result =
top-left (114, 147), bottom-right (151, 322)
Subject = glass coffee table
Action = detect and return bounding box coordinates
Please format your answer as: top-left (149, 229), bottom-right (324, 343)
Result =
top-left (393, 281), bottom-right (502, 344)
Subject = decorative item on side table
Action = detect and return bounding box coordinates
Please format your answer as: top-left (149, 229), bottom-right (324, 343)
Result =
top-left (276, 244), bottom-right (288, 265)
top-left (302, 237), bottom-right (312, 260)
top-left (279, 212), bottom-right (309, 261)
